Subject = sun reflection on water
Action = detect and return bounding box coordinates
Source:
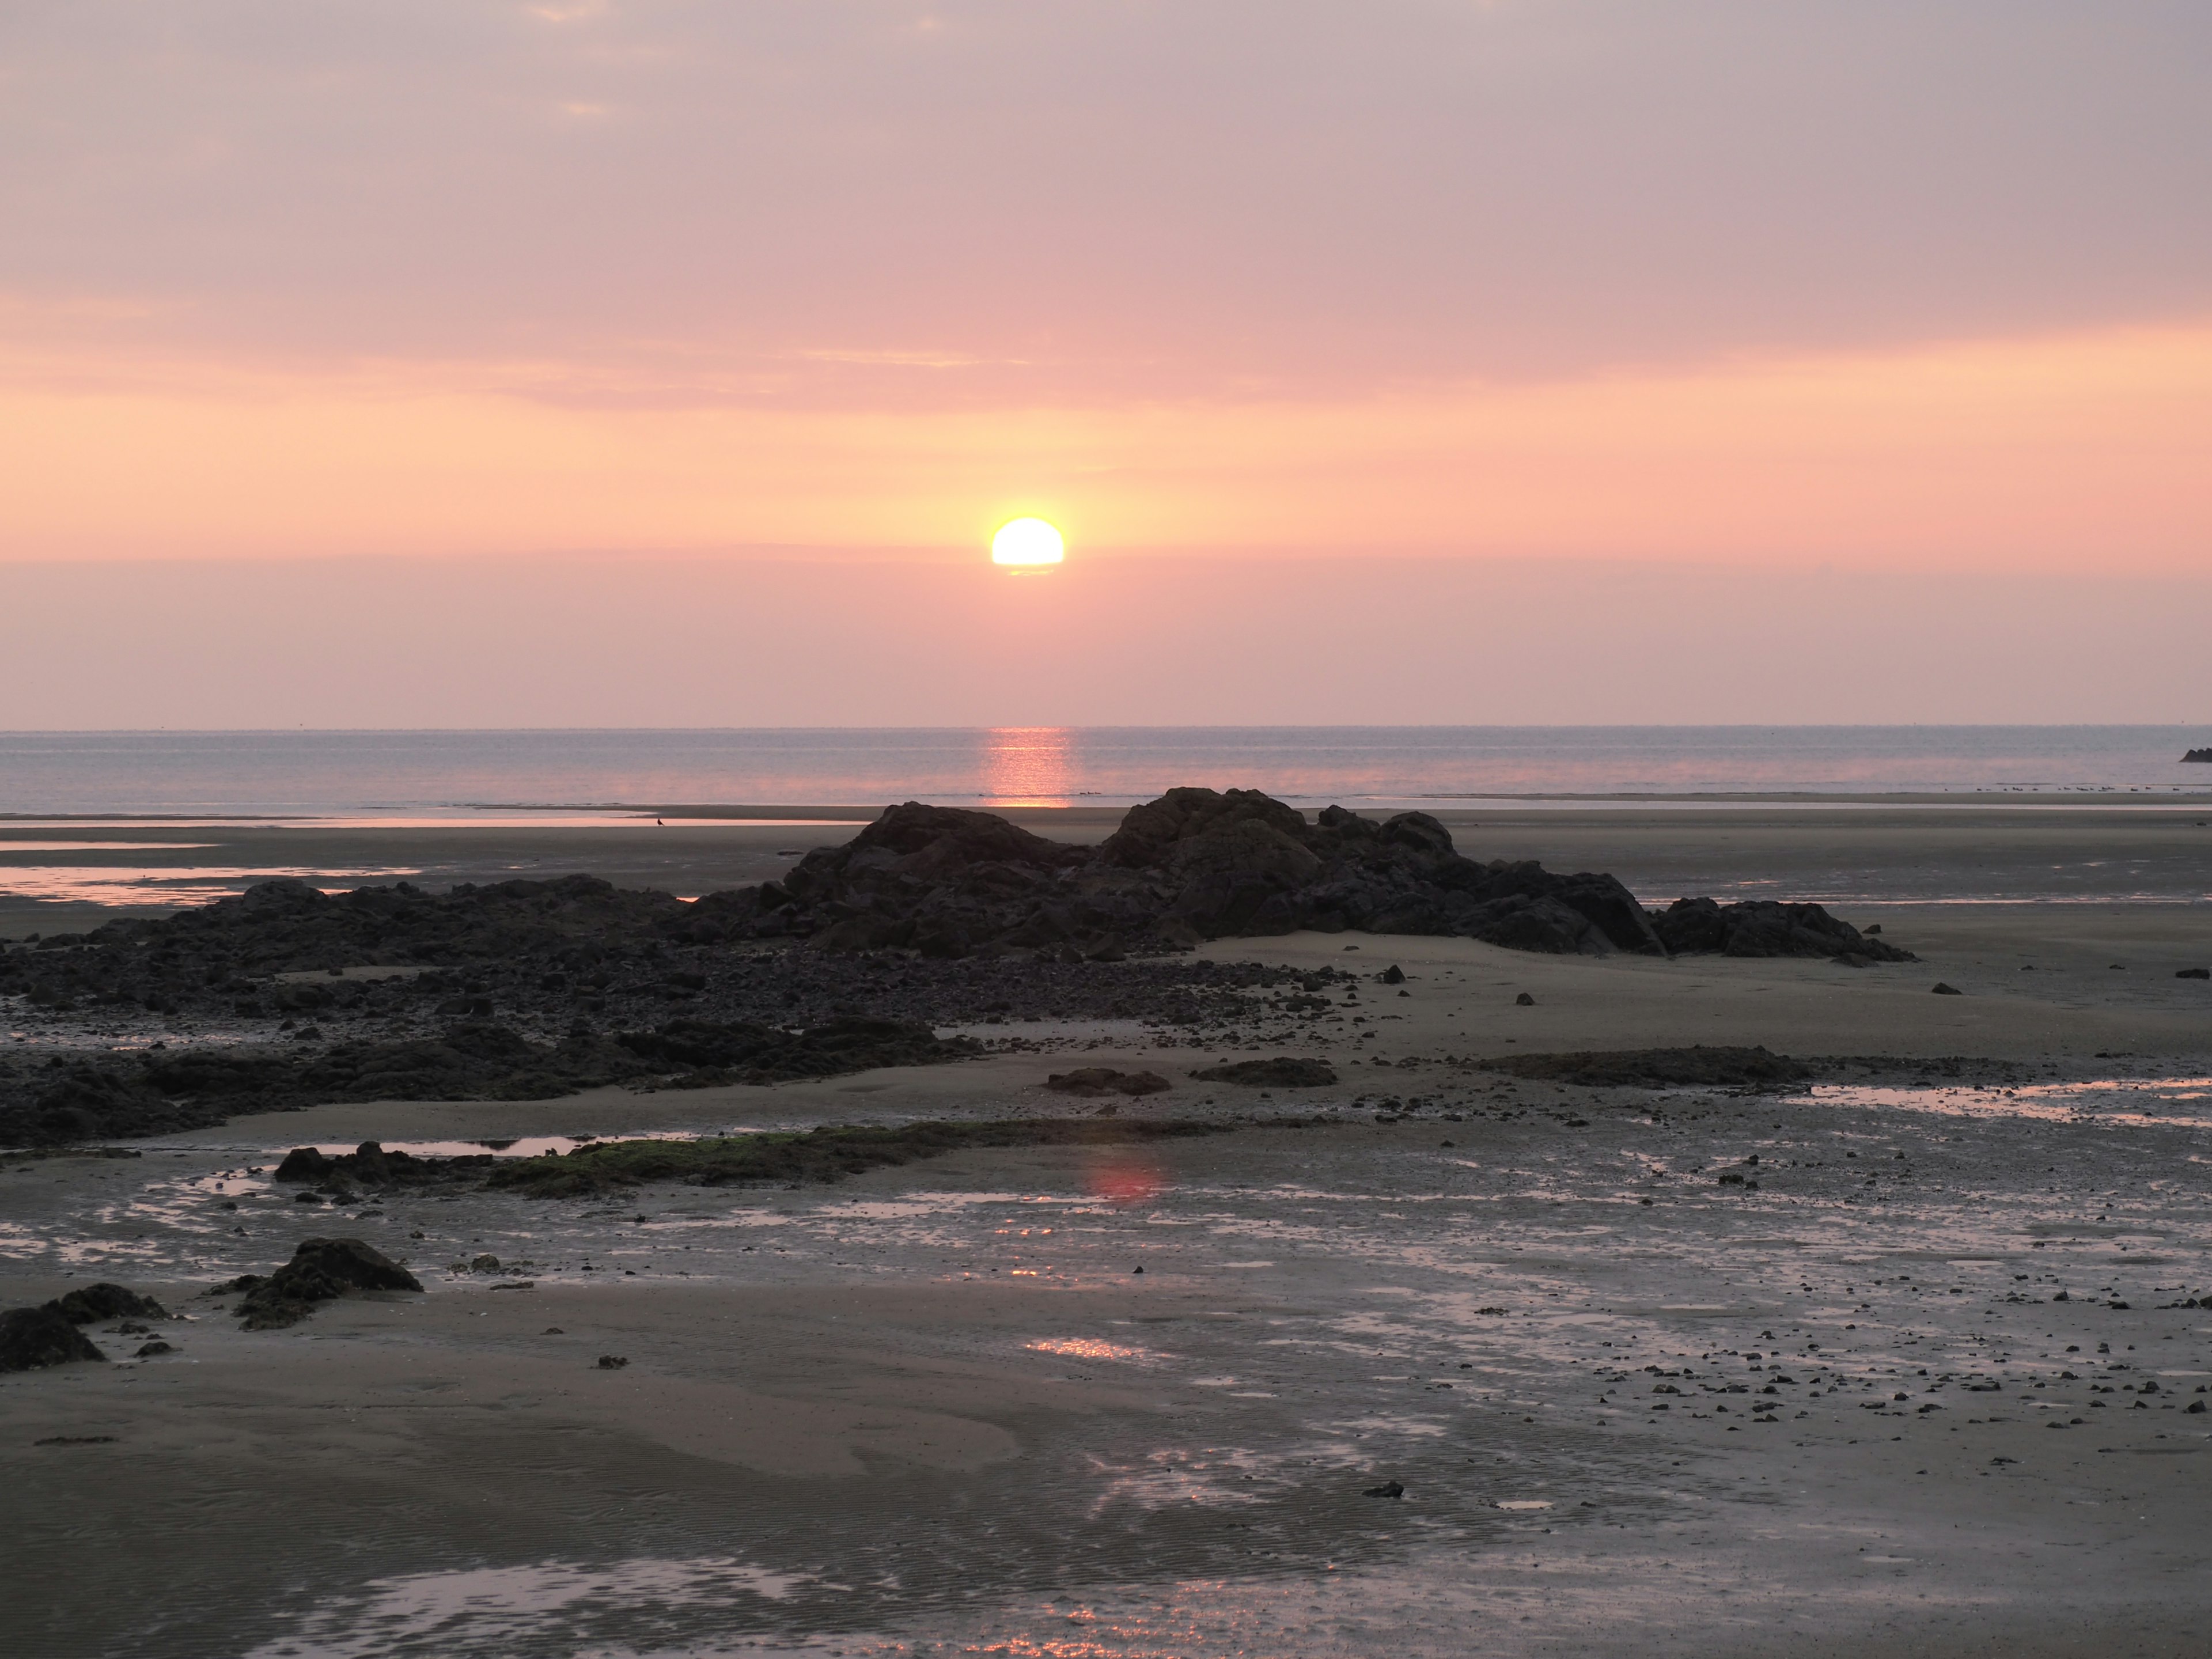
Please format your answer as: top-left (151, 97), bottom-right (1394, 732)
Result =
top-left (983, 727), bottom-right (1077, 806)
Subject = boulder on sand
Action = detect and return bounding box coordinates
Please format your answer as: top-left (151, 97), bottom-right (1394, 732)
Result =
top-left (45, 1282), bottom-right (168, 1324)
top-left (1191, 1057), bottom-right (1339, 1088)
top-left (1647, 898), bottom-right (1914, 963)
top-left (236, 1238), bottom-right (425, 1331)
top-left (1, 1306), bottom-right (107, 1372)
top-left (1044, 1068), bottom-right (1171, 1098)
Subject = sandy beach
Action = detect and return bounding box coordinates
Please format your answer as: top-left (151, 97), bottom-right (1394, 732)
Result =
top-left (4, 803), bottom-right (2210, 1657)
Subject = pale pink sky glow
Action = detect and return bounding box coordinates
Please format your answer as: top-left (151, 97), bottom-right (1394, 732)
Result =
top-left (1, 3), bottom-right (2206, 722)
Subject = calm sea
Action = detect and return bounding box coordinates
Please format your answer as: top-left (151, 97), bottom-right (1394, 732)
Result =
top-left (2, 728), bottom-right (2208, 817)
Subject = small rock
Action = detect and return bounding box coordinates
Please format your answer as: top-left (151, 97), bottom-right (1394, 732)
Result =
top-left (1380, 965), bottom-right (1406, 984)
top-left (543, 1327), bottom-right (566, 1335)
top-left (470, 1253), bottom-right (502, 1273)
top-left (1931, 983), bottom-right (1964, 995)
top-left (1514, 993), bottom-right (1535, 1006)
top-left (596, 1355), bottom-right (629, 1370)
top-left (134, 1340), bottom-right (175, 1358)
top-left (2177, 968), bottom-right (2210, 980)
top-left (1363, 1479), bottom-right (1406, 1499)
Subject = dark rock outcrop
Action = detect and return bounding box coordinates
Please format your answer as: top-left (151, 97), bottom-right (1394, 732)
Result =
top-left (1480, 1046), bottom-right (1815, 1090)
top-left (1043, 1067), bottom-right (1171, 1098)
top-left (46, 1283), bottom-right (168, 1324)
top-left (697, 789), bottom-right (1665, 961)
top-left (1, 1306), bottom-right (107, 1371)
top-left (4, 1017), bottom-right (974, 1146)
top-left (2182, 748), bottom-right (2211, 763)
top-left (1192, 1057), bottom-right (1339, 1088)
top-left (236, 1238), bottom-right (425, 1330)
top-left (1647, 899), bottom-right (1915, 963)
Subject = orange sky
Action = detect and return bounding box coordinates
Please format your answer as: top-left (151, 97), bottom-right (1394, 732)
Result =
top-left (4, 319), bottom-right (2208, 571)
top-left (2, 4), bottom-right (2207, 724)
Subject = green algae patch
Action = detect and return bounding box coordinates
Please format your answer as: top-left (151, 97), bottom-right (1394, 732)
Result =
top-left (483, 1118), bottom-right (1236, 1198)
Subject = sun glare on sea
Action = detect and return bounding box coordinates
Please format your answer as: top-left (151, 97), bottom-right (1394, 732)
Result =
top-left (991, 518), bottom-right (1065, 567)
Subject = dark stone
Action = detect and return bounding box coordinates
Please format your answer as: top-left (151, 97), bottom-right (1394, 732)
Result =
top-left (1191, 1057), bottom-right (1338, 1088)
top-left (613, 1016), bottom-right (975, 1082)
top-left (1363, 1479), bottom-right (1406, 1498)
top-left (2182, 748), bottom-right (2212, 763)
top-left (0, 1306), bottom-right (107, 1371)
top-left (1043, 1067), bottom-right (1171, 1098)
top-left (1649, 898), bottom-right (1915, 963)
top-left (44, 1282), bottom-right (167, 1324)
top-left (1514, 992), bottom-right (1536, 1006)
top-left (1482, 1046), bottom-right (1815, 1090)
top-left (2177, 968), bottom-right (2210, 980)
top-left (236, 1238), bottom-right (425, 1331)
top-left (597, 1355), bottom-right (630, 1370)
top-left (1380, 965), bottom-right (1406, 984)
top-left (1932, 983), bottom-right (1964, 995)
top-left (134, 1340), bottom-right (175, 1358)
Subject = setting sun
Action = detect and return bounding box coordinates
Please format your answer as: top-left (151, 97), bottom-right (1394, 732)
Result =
top-left (991, 517), bottom-right (1065, 566)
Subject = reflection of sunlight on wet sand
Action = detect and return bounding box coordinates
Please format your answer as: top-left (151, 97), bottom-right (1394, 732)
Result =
top-left (983, 727), bottom-right (1075, 805)
top-left (0, 865), bottom-right (418, 906)
top-left (1026, 1338), bottom-right (1155, 1362)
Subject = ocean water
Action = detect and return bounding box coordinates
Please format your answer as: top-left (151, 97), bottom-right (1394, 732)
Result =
top-left (1, 727), bottom-right (2207, 817)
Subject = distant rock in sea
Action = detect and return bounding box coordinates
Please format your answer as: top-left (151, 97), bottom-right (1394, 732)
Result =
top-left (2183, 747), bottom-right (2212, 763)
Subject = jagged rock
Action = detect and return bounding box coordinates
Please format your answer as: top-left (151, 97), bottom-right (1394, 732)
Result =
top-left (1648, 899), bottom-right (1914, 963)
top-left (1932, 982), bottom-right (1964, 995)
top-left (237, 1238), bottom-right (425, 1330)
top-left (45, 1283), bottom-right (167, 1324)
top-left (1191, 1057), bottom-right (1338, 1088)
top-left (700, 790), bottom-right (1664, 962)
top-left (1, 1306), bottom-right (107, 1371)
top-left (2178, 967), bottom-right (2210, 980)
top-left (1043, 1067), bottom-right (1171, 1098)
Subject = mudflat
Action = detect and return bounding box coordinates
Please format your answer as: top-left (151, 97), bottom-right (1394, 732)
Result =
top-left (3, 803), bottom-right (2210, 1656)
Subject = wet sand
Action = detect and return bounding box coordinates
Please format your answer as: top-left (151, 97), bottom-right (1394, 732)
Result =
top-left (3, 806), bottom-right (2210, 1656)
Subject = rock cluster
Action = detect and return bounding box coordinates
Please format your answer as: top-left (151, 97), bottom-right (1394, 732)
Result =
top-left (1, 1279), bottom-right (173, 1372)
top-left (705, 790), bottom-right (1666, 960)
